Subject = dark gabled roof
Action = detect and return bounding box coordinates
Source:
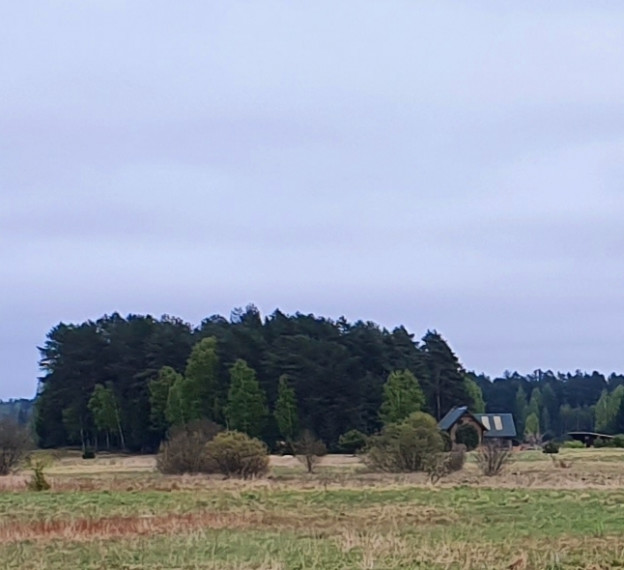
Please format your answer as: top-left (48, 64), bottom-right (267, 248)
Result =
top-left (477, 413), bottom-right (517, 438)
top-left (438, 406), bottom-right (470, 431)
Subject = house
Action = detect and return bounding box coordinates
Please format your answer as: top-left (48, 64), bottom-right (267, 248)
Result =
top-left (438, 406), bottom-right (517, 448)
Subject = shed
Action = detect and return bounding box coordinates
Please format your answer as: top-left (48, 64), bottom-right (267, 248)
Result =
top-left (438, 406), bottom-right (517, 448)
top-left (438, 406), bottom-right (487, 447)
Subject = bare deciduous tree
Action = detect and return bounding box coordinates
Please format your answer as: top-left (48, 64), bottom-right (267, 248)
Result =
top-left (0, 419), bottom-right (31, 475)
top-left (475, 439), bottom-right (512, 476)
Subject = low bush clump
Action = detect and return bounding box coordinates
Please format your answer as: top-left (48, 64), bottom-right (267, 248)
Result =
top-left (365, 412), bottom-right (444, 473)
top-left (82, 448), bottom-right (96, 460)
top-left (338, 429), bottom-right (368, 455)
top-left (26, 458), bottom-right (51, 491)
top-left (542, 441), bottom-right (560, 454)
top-left (561, 440), bottom-right (585, 449)
top-left (156, 420), bottom-right (221, 475)
top-left (204, 431), bottom-right (269, 479)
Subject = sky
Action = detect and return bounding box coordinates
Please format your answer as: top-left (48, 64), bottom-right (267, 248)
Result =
top-left (2, 1), bottom-right (624, 400)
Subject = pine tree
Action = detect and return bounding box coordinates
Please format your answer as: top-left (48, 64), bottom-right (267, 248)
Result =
top-left (379, 370), bottom-right (425, 425)
top-left (514, 386), bottom-right (528, 437)
top-left (225, 360), bottom-right (268, 438)
top-left (274, 375), bottom-right (299, 442)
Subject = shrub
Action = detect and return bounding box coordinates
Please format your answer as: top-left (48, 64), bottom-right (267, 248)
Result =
top-left (476, 439), bottom-right (512, 476)
top-left (440, 430), bottom-right (452, 452)
top-left (425, 444), bottom-right (466, 484)
top-left (82, 448), bottom-right (96, 460)
top-left (26, 457), bottom-right (51, 491)
top-left (613, 435), bottom-right (624, 448)
top-left (204, 431), bottom-right (269, 479)
top-left (595, 437), bottom-right (615, 448)
top-left (542, 441), bottom-right (560, 454)
top-left (156, 420), bottom-right (221, 475)
top-left (455, 423), bottom-right (480, 451)
top-left (562, 440), bottom-right (585, 449)
top-left (294, 430), bottom-right (327, 473)
top-left (338, 429), bottom-right (368, 455)
top-left (365, 412), bottom-right (444, 473)
top-left (0, 418), bottom-right (31, 475)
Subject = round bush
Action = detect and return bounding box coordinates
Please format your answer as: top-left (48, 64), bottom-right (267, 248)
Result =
top-left (455, 423), bottom-right (480, 451)
top-left (365, 413), bottom-right (445, 473)
top-left (542, 441), bottom-right (560, 454)
top-left (338, 429), bottom-right (368, 454)
top-left (205, 431), bottom-right (269, 479)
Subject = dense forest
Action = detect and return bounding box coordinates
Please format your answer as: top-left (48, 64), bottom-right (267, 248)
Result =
top-left (0, 399), bottom-right (33, 426)
top-left (33, 306), bottom-right (624, 452)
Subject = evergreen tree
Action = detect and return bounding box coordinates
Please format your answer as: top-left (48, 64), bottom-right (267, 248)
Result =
top-left (379, 370), bottom-right (425, 424)
top-left (184, 337), bottom-right (220, 421)
top-left (225, 360), bottom-right (268, 437)
top-left (274, 375), bottom-right (299, 442)
top-left (421, 331), bottom-right (469, 419)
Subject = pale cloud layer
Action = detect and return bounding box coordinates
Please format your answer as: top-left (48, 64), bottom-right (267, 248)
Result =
top-left (2, 1), bottom-right (624, 398)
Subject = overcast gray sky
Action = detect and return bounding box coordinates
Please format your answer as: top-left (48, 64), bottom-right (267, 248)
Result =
top-left (2, 1), bottom-right (624, 400)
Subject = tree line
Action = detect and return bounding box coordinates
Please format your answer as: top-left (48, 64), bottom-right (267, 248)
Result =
top-left (34, 306), bottom-right (624, 451)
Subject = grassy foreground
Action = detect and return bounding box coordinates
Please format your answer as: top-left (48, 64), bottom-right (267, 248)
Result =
top-left (2, 450), bottom-right (624, 569)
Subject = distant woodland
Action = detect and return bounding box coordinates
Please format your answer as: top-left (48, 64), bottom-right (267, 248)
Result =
top-left (32, 306), bottom-right (624, 451)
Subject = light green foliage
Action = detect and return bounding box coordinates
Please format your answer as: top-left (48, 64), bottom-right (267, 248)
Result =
top-left (595, 389), bottom-right (612, 433)
top-left (464, 376), bottom-right (485, 414)
top-left (225, 360), bottom-right (268, 438)
top-left (204, 430), bottom-right (269, 478)
top-left (184, 337), bottom-right (220, 421)
top-left (165, 375), bottom-right (189, 427)
top-left (148, 366), bottom-right (179, 434)
top-left (379, 370), bottom-right (425, 425)
top-left (274, 375), bottom-right (299, 441)
top-left (366, 411), bottom-right (443, 472)
top-left (88, 383), bottom-right (124, 449)
top-left (524, 412), bottom-right (540, 443)
top-left (528, 388), bottom-right (542, 419)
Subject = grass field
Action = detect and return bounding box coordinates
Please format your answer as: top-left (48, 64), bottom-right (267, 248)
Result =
top-left (2, 449), bottom-right (624, 569)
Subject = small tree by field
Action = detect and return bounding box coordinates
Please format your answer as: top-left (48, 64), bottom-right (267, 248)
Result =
top-left (0, 418), bottom-right (31, 475)
top-left (294, 430), bottom-right (327, 473)
top-left (88, 383), bottom-right (125, 450)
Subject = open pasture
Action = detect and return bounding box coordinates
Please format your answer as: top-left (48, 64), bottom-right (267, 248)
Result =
top-left (2, 449), bottom-right (624, 569)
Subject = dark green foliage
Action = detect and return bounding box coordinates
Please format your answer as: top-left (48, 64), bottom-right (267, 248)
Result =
top-left (274, 375), bottom-right (299, 442)
top-left (455, 423), bottom-right (479, 451)
top-left (338, 429), bottom-right (368, 454)
top-left (82, 448), bottom-right (96, 459)
top-left (542, 441), bottom-right (560, 454)
top-left (204, 431), bottom-right (269, 479)
top-left (365, 412), bottom-right (444, 473)
top-left (33, 309), bottom-right (623, 453)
